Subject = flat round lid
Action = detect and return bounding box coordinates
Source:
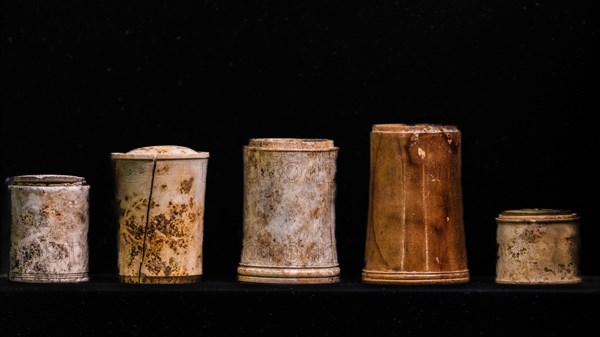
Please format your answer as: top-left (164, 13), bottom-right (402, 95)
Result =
top-left (497, 209), bottom-right (579, 223)
top-left (247, 138), bottom-right (337, 151)
top-left (10, 174), bottom-right (86, 186)
top-left (372, 124), bottom-right (459, 134)
top-left (112, 145), bottom-right (209, 160)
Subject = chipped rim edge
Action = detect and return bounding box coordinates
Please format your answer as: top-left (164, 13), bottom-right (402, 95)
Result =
top-left (8, 174), bottom-right (87, 186)
top-left (372, 124), bottom-right (459, 134)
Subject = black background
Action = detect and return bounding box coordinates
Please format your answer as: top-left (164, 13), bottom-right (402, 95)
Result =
top-left (1, 1), bottom-right (598, 335)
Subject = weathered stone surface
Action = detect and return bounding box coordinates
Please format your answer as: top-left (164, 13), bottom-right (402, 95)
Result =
top-left (112, 146), bottom-right (208, 284)
top-left (362, 124), bottom-right (469, 284)
top-left (9, 175), bottom-right (89, 283)
top-left (496, 209), bottom-right (581, 284)
top-left (238, 138), bottom-right (340, 284)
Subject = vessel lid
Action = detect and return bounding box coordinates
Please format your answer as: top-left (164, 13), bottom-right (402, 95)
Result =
top-left (9, 174), bottom-right (87, 186)
top-left (111, 145), bottom-right (209, 160)
top-left (246, 138), bottom-right (337, 151)
top-left (372, 124), bottom-right (459, 134)
top-left (496, 209), bottom-right (579, 223)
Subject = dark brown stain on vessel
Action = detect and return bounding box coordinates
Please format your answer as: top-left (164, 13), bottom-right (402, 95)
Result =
top-left (156, 164), bottom-right (170, 174)
top-left (140, 197), bottom-right (202, 276)
top-left (179, 177), bottom-right (194, 194)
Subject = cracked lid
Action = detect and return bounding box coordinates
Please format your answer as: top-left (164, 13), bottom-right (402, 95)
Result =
top-left (112, 145), bottom-right (209, 160)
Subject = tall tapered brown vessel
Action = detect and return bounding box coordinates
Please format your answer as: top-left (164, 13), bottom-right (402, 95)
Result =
top-left (362, 124), bottom-right (469, 284)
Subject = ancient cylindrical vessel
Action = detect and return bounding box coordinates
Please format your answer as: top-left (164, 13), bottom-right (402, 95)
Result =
top-left (8, 175), bottom-right (89, 283)
top-left (238, 138), bottom-right (340, 284)
top-left (362, 124), bottom-right (469, 284)
top-left (112, 145), bottom-right (209, 284)
top-left (496, 209), bottom-right (581, 284)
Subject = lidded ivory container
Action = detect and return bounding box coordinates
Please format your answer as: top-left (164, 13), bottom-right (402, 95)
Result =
top-left (112, 146), bottom-right (209, 284)
top-left (9, 174), bottom-right (89, 283)
top-left (496, 209), bottom-right (581, 284)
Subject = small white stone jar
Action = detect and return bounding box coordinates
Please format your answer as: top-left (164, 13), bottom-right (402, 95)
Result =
top-left (238, 138), bottom-right (340, 284)
top-left (496, 209), bottom-right (581, 284)
top-left (9, 175), bottom-right (90, 283)
top-left (112, 146), bottom-right (209, 284)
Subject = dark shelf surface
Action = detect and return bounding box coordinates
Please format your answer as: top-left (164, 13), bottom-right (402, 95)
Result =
top-left (2, 274), bottom-right (600, 295)
top-left (2, 275), bottom-right (598, 336)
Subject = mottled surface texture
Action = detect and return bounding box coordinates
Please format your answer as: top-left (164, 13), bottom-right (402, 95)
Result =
top-left (363, 124), bottom-right (469, 284)
top-left (496, 209), bottom-right (581, 284)
top-left (239, 139), bottom-right (340, 284)
top-left (112, 146), bottom-right (208, 284)
top-left (9, 175), bottom-right (89, 283)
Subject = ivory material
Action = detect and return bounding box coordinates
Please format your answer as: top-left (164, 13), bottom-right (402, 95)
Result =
top-left (496, 209), bottom-right (581, 284)
top-left (238, 138), bottom-right (340, 284)
top-left (362, 124), bottom-right (469, 284)
top-left (112, 146), bottom-right (209, 284)
top-left (9, 175), bottom-right (89, 283)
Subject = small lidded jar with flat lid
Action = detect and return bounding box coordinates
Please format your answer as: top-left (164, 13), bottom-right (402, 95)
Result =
top-left (496, 208), bottom-right (581, 284)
